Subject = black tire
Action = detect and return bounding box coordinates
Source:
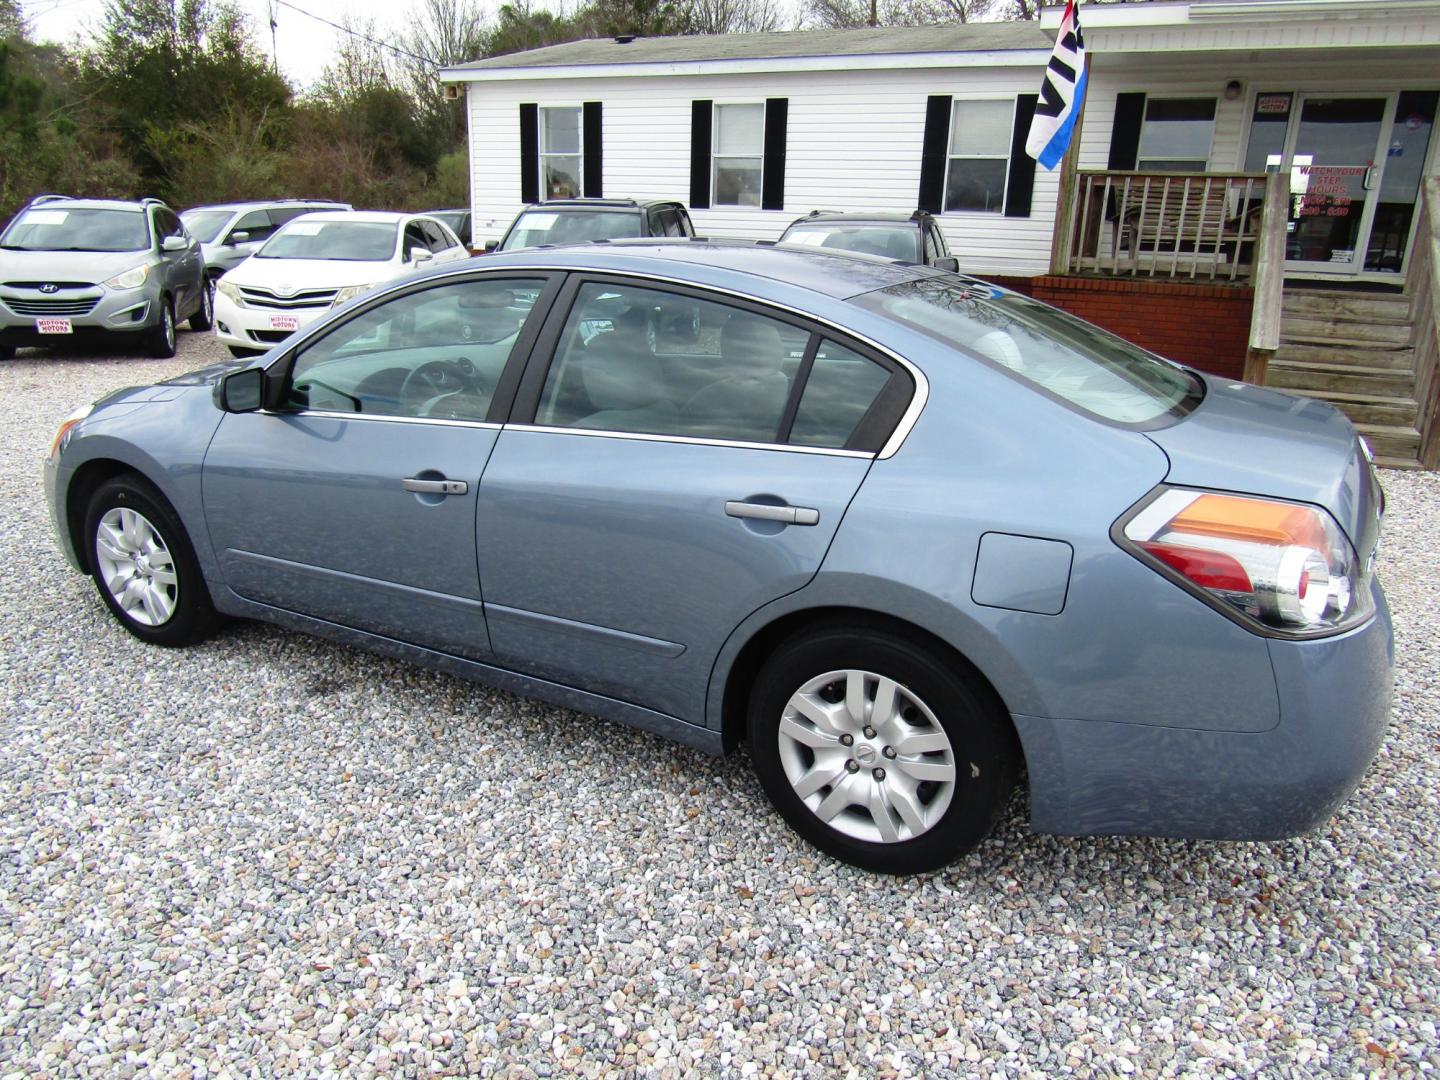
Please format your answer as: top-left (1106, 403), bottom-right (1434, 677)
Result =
top-left (747, 623), bottom-right (1016, 875)
top-left (0, 344), bottom-right (14, 360)
top-left (188, 278), bottom-right (214, 331)
top-left (146, 296), bottom-right (177, 358)
top-left (83, 474), bottom-right (219, 647)
top-left (227, 345), bottom-right (263, 359)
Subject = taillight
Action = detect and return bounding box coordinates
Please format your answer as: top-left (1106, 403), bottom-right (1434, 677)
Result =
top-left (1120, 487), bottom-right (1373, 637)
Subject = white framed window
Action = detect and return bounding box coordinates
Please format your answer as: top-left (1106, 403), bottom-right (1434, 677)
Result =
top-left (1137, 98), bottom-right (1217, 172)
top-left (540, 106), bottom-right (582, 200)
top-left (713, 103), bottom-right (765, 207)
top-left (944, 99), bottom-right (1014, 214)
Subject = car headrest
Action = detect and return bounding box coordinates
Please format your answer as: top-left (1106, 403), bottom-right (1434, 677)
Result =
top-left (580, 330), bottom-right (664, 411)
top-left (719, 314), bottom-right (784, 377)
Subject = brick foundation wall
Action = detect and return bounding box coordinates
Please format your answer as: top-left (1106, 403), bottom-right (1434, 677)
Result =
top-left (982, 275), bottom-right (1254, 382)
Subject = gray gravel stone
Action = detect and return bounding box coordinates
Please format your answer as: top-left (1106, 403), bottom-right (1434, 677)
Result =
top-left (1, 333), bottom-right (1438, 1076)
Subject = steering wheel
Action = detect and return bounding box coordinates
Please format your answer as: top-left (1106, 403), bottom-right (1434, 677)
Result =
top-left (399, 358), bottom-right (486, 414)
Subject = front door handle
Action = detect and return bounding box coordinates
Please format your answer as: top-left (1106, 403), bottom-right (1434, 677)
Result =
top-left (725, 501), bottom-right (820, 526)
top-left (403, 476), bottom-right (468, 496)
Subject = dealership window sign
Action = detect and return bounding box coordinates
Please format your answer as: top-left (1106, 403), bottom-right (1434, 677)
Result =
top-left (1256, 94), bottom-right (1291, 115)
top-left (1296, 163), bottom-right (1364, 217)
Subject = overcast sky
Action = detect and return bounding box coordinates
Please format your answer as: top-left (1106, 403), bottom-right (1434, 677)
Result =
top-left (20, 0), bottom-right (469, 90)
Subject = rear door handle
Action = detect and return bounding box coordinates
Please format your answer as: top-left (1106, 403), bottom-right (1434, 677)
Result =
top-left (403, 476), bottom-right (468, 495)
top-left (725, 501), bottom-right (820, 526)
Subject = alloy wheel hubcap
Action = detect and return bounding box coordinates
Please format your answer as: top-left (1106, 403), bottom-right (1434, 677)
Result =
top-left (777, 669), bottom-right (957, 844)
top-left (95, 507), bottom-right (178, 626)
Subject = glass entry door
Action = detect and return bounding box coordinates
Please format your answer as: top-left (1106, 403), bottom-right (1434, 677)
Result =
top-left (1284, 95), bottom-right (1391, 274)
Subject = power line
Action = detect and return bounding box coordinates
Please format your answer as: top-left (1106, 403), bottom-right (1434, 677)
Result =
top-left (271, 0), bottom-right (438, 67)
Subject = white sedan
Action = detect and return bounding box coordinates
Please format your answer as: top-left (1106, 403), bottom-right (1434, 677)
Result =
top-left (213, 211), bottom-right (468, 356)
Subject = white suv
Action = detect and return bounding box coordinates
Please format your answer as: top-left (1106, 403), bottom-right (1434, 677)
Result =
top-left (213, 211), bottom-right (468, 357)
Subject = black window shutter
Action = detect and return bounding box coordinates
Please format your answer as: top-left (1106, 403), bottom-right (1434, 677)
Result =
top-left (1109, 92), bottom-right (1146, 170)
top-left (918, 95), bottom-right (952, 214)
top-left (690, 100), bottom-right (713, 210)
top-left (519, 103), bottom-right (539, 204)
top-left (762, 98), bottom-right (788, 211)
top-left (1005, 93), bottom-right (1038, 218)
top-left (583, 101), bottom-right (603, 198)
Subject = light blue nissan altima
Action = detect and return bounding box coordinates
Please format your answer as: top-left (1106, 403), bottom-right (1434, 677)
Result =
top-left (44, 241), bottom-right (1392, 874)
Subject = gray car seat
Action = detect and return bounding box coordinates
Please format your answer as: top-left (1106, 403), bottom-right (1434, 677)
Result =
top-left (684, 314), bottom-right (790, 442)
top-left (577, 326), bottom-right (678, 434)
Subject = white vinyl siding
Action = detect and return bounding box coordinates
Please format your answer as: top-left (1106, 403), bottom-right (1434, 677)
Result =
top-left (466, 67), bottom-right (1060, 277)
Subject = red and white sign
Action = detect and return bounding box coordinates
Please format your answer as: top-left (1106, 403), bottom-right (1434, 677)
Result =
top-left (36, 318), bottom-right (72, 334)
top-left (1256, 94), bottom-right (1291, 116)
top-left (269, 314), bottom-right (300, 331)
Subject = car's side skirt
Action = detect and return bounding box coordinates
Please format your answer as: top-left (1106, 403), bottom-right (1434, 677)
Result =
top-left (214, 588), bottom-right (724, 754)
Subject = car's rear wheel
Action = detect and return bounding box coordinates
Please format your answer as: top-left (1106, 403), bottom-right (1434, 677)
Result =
top-left (146, 297), bottom-right (176, 358)
top-left (747, 625), bottom-right (1016, 874)
top-left (84, 475), bottom-right (219, 647)
top-left (189, 280), bottom-right (214, 331)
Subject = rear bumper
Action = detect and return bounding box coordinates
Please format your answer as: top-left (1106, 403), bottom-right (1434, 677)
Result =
top-left (1017, 578), bottom-right (1394, 840)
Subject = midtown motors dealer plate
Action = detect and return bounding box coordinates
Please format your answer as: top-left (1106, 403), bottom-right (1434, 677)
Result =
top-left (35, 318), bottom-right (72, 334)
top-left (269, 315), bottom-right (300, 331)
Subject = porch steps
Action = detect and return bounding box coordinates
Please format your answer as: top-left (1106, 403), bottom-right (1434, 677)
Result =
top-left (1269, 287), bottom-right (1422, 469)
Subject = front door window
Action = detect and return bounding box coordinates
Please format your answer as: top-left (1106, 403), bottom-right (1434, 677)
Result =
top-left (1287, 97), bottom-right (1387, 270)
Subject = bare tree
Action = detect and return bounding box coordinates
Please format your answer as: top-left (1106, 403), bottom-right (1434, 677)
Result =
top-left (806, 0), bottom-right (995, 29)
top-left (685, 0), bottom-right (791, 34)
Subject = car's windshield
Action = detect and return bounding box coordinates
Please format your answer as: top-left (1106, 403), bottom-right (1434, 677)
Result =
top-left (1, 207), bottom-right (150, 252)
top-left (500, 209), bottom-right (641, 251)
top-left (257, 220), bottom-right (397, 261)
top-left (854, 278), bottom-right (1202, 425)
top-left (180, 209), bottom-right (234, 244)
top-left (782, 224), bottom-right (921, 263)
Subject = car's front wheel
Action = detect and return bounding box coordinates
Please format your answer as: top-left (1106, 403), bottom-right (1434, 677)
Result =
top-left (189, 279), bottom-right (214, 332)
top-left (146, 297), bottom-right (177, 358)
top-left (84, 475), bottom-right (219, 647)
top-left (747, 624), bottom-right (1017, 874)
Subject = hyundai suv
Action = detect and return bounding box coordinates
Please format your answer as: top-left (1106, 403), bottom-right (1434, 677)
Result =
top-left (0, 195), bottom-right (209, 359)
top-left (490, 198), bottom-right (695, 252)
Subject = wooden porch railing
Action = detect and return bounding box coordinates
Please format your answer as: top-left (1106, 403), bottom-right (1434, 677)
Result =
top-left (1410, 176), bottom-right (1440, 469)
top-left (1060, 171), bottom-right (1270, 281)
top-left (1242, 172), bottom-right (1290, 385)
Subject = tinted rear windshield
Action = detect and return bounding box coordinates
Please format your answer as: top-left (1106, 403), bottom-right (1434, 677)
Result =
top-left (500, 209), bottom-right (641, 251)
top-left (853, 278), bottom-right (1202, 425)
top-left (180, 209), bottom-right (234, 243)
top-left (1, 207), bottom-right (150, 252)
top-left (782, 224), bottom-right (921, 263)
top-left (258, 220), bottom-right (397, 261)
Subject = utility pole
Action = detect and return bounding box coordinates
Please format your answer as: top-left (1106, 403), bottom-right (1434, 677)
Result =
top-left (268, 0), bottom-right (279, 75)
top-left (870, 0), bottom-right (878, 26)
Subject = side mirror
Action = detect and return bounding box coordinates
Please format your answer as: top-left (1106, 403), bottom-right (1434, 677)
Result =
top-left (161, 235), bottom-right (188, 253)
top-left (483, 239), bottom-right (499, 253)
top-left (933, 256), bottom-right (960, 273)
top-left (409, 248), bottom-right (434, 265)
top-left (219, 368), bottom-right (265, 413)
top-left (226, 230), bottom-right (250, 246)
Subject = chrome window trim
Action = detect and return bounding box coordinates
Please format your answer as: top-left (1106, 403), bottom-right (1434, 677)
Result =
top-left (258, 409), bottom-right (502, 431)
top-left (507, 423), bottom-right (875, 459)
top-left (350, 261), bottom-right (930, 460)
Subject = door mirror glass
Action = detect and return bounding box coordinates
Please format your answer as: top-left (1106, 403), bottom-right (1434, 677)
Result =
top-left (220, 368), bottom-right (265, 413)
top-left (483, 240), bottom-right (499, 252)
top-left (934, 256), bottom-right (960, 272)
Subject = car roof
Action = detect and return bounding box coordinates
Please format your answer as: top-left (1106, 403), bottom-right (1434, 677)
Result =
top-left (453, 239), bottom-right (936, 299)
top-left (520, 198), bottom-right (672, 211)
top-left (183, 200), bottom-right (349, 213)
top-left (787, 212), bottom-right (927, 226)
top-left (32, 198), bottom-right (149, 213)
top-left (287, 211), bottom-right (411, 225)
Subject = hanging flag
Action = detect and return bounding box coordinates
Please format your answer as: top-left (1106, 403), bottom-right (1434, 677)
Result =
top-left (1026, 0), bottom-right (1087, 170)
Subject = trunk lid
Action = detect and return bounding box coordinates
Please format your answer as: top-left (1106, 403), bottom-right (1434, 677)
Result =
top-left (1145, 376), bottom-right (1382, 565)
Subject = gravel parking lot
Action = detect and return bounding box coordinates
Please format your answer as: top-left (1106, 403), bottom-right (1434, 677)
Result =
top-left (1, 332), bottom-right (1437, 1076)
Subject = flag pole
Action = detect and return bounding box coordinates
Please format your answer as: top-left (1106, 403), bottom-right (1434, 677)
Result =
top-left (1049, 49), bottom-right (1092, 276)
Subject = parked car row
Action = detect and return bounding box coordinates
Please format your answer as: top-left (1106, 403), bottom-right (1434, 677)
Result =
top-left (1, 191), bottom-right (967, 360)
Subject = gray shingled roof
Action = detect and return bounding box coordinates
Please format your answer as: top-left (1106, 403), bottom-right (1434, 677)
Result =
top-left (444, 24), bottom-right (1053, 74)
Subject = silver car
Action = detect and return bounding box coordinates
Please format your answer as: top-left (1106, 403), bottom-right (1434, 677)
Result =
top-left (44, 242), bottom-right (1393, 874)
top-left (1, 196), bottom-right (209, 359)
